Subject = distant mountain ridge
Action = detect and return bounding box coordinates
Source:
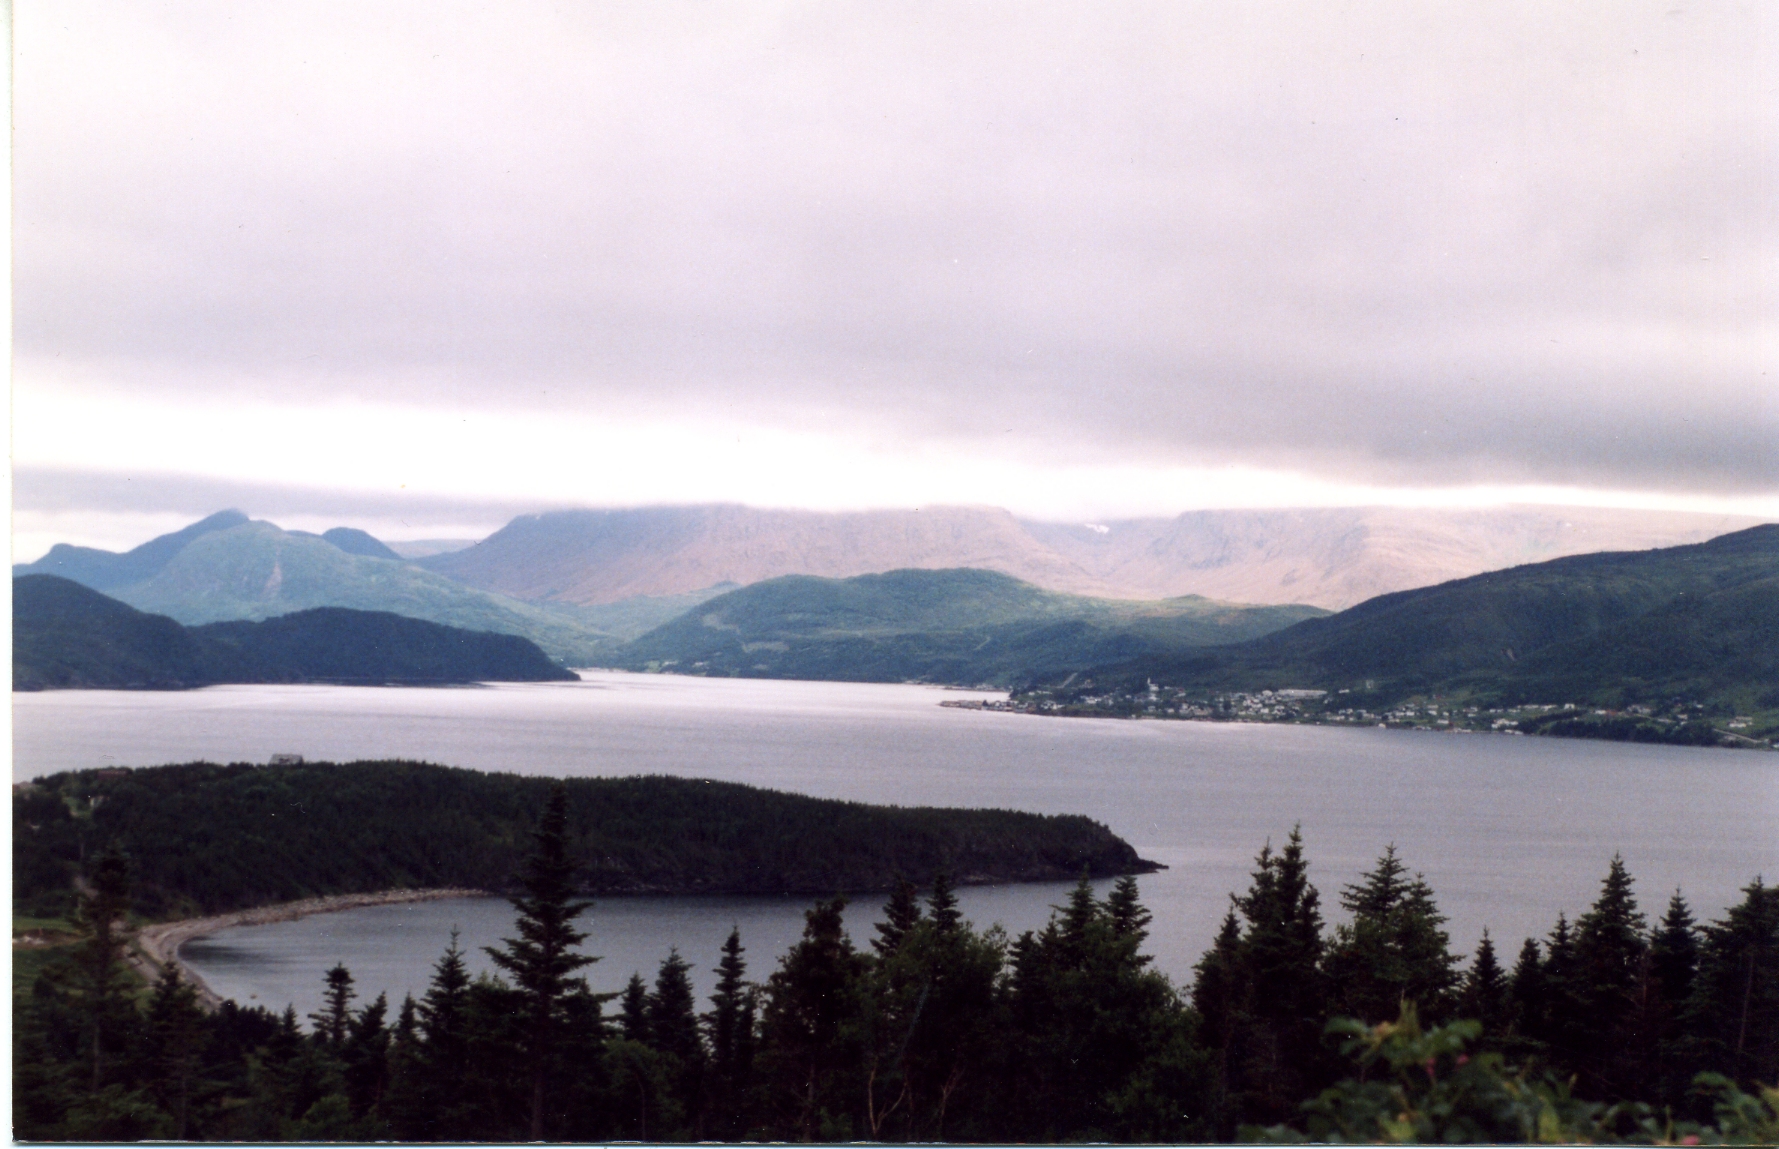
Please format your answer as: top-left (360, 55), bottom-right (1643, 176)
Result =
top-left (16, 517), bottom-right (627, 664)
top-left (420, 503), bottom-right (1766, 609)
top-left (13, 575), bottom-right (575, 690)
top-left (613, 567), bottom-right (1327, 685)
top-left (1031, 524), bottom-right (1779, 714)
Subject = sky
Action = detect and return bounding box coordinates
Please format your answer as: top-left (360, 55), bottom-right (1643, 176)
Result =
top-left (11, 1), bottom-right (1777, 558)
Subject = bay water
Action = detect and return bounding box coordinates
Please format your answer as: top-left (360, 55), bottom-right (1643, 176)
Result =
top-left (14, 671), bottom-right (1776, 1018)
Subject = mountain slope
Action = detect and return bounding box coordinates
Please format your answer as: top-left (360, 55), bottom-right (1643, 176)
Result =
top-left (14, 575), bottom-right (574, 689)
top-left (1033, 524), bottom-right (1779, 709)
top-left (13, 509), bottom-right (250, 590)
top-left (12, 574), bottom-right (214, 689)
top-left (420, 503), bottom-right (1765, 609)
top-left (614, 567), bottom-right (1326, 685)
top-left (103, 521), bottom-right (621, 664)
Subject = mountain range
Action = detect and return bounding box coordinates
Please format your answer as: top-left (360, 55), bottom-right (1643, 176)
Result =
top-left (13, 575), bottom-right (574, 690)
top-left (14, 513), bottom-right (653, 665)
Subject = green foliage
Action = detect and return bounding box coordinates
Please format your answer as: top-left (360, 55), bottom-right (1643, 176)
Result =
top-left (14, 760), bottom-right (1156, 917)
top-left (616, 566), bottom-right (1325, 685)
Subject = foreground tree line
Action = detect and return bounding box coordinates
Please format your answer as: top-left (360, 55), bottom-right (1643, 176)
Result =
top-left (13, 786), bottom-right (1779, 1142)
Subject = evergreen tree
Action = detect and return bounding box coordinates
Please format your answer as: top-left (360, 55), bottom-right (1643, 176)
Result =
top-left (1573, 856), bottom-right (1650, 1096)
top-left (411, 932), bottom-right (473, 1139)
top-left (1324, 846), bottom-right (1461, 1024)
top-left (620, 973), bottom-right (651, 1043)
top-left (1229, 828), bottom-right (1328, 1126)
top-left (873, 877), bottom-right (923, 955)
top-left (758, 897), bottom-right (870, 1141)
top-left (381, 996), bottom-right (428, 1139)
top-left (647, 948), bottom-right (706, 1135)
top-left (144, 965), bottom-right (207, 1140)
top-left (1651, 890), bottom-right (1701, 1009)
top-left (1690, 878), bottom-right (1779, 1085)
top-left (1107, 874), bottom-right (1154, 956)
top-left (1190, 909), bottom-right (1248, 1129)
top-left (1507, 935), bottom-right (1546, 1055)
top-left (484, 782), bottom-right (598, 1139)
top-left (308, 964), bottom-right (356, 1047)
top-left (75, 848), bottom-right (137, 1092)
top-left (704, 927), bottom-right (757, 1139)
top-left (341, 992), bottom-right (391, 1122)
top-left (1460, 930), bottom-right (1510, 1039)
top-left (928, 871), bottom-right (962, 934)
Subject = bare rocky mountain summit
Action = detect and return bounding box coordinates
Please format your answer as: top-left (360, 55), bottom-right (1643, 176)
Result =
top-left (419, 504), bottom-right (1766, 609)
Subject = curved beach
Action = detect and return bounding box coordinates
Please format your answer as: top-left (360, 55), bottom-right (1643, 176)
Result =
top-left (131, 887), bottom-right (489, 1010)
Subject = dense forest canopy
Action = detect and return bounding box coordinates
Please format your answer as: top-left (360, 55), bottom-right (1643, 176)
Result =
top-left (12, 576), bottom-right (576, 689)
top-left (12, 760), bottom-right (1156, 918)
top-left (13, 803), bottom-right (1777, 1143)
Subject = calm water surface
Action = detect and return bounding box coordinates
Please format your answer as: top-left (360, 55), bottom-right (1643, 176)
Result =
top-left (15, 672), bottom-right (1776, 1016)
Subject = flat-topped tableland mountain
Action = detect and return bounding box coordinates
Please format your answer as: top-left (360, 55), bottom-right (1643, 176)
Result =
top-left (418, 503), bottom-right (1766, 608)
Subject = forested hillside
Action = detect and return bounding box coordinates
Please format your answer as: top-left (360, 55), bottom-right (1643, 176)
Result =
top-left (614, 568), bottom-right (1324, 685)
top-left (12, 760), bottom-right (1157, 917)
top-left (1029, 524), bottom-right (1779, 717)
top-left (13, 576), bottom-right (574, 690)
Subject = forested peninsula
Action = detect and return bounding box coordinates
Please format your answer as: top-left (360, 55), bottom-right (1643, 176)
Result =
top-left (13, 575), bottom-right (575, 689)
top-left (12, 760), bottom-right (1157, 918)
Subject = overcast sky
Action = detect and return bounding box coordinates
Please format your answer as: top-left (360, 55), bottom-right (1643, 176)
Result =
top-left (12, 1), bottom-right (1776, 555)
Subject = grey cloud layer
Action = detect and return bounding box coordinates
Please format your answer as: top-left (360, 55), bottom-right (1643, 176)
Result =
top-left (15, 1), bottom-right (1775, 492)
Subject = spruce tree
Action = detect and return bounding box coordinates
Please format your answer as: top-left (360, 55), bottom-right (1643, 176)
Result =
top-left (1106, 874), bottom-right (1154, 953)
top-left (75, 847), bottom-right (136, 1092)
top-left (1460, 930), bottom-right (1510, 1039)
top-left (1690, 877), bottom-right (1779, 1084)
top-left (145, 965), bottom-right (207, 1140)
top-left (484, 782), bottom-right (597, 1140)
top-left (620, 973), bottom-right (651, 1043)
top-left (309, 964), bottom-right (356, 1047)
top-left (928, 872), bottom-right (963, 934)
top-left (873, 878), bottom-right (923, 955)
top-left (1231, 828), bottom-right (1327, 1125)
top-left (1574, 856), bottom-right (1650, 1095)
top-left (759, 897), bottom-right (869, 1141)
top-left (342, 992), bottom-right (391, 1121)
top-left (1650, 890), bottom-right (1700, 1008)
top-left (1324, 846), bottom-right (1461, 1024)
top-left (704, 928), bottom-right (756, 1138)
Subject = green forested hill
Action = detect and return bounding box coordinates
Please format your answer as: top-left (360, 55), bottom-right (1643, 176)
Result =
top-left (13, 576), bottom-right (575, 689)
top-left (614, 567), bottom-right (1326, 684)
top-left (112, 521), bottom-right (622, 664)
top-left (1037, 524), bottom-right (1779, 711)
top-left (12, 760), bottom-right (1158, 916)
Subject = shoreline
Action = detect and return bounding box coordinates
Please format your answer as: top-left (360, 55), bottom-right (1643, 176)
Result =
top-left (131, 887), bottom-right (490, 1011)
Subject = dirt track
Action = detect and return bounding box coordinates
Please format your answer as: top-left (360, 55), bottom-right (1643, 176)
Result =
top-left (130, 888), bottom-right (489, 1010)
